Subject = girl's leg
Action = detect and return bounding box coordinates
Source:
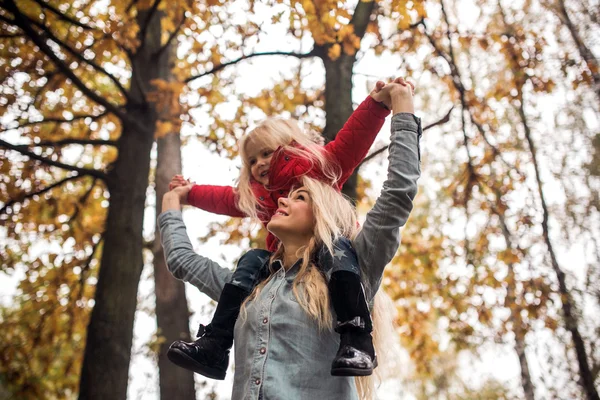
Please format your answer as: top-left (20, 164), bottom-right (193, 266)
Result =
top-left (317, 237), bottom-right (376, 376)
top-left (167, 249), bottom-right (271, 380)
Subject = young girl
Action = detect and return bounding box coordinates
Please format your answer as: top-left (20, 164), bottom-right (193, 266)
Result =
top-left (166, 79), bottom-right (414, 380)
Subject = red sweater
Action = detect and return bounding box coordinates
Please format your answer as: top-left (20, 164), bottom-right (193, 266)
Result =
top-left (187, 96), bottom-right (390, 250)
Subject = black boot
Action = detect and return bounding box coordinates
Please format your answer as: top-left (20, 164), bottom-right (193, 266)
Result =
top-left (329, 270), bottom-right (377, 377)
top-left (167, 283), bottom-right (249, 380)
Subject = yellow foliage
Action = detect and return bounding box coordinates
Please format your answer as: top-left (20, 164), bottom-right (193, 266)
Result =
top-left (155, 120), bottom-right (182, 138)
top-left (328, 43), bottom-right (342, 60)
top-left (137, 0), bottom-right (155, 10)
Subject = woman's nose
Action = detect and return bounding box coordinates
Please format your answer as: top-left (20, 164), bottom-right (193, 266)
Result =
top-left (277, 197), bottom-right (288, 207)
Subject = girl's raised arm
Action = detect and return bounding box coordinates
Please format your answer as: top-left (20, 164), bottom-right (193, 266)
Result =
top-left (323, 95), bottom-right (390, 186)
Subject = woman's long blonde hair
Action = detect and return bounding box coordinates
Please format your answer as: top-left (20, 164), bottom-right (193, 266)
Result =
top-left (240, 176), bottom-right (399, 399)
top-left (236, 118), bottom-right (341, 220)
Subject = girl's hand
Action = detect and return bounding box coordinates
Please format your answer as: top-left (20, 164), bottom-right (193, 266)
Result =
top-left (169, 174), bottom-right (192, 191)
top-left (162, 183), bottom-right (194, 211)
top-left (369, 80), bottom-right (390, 108)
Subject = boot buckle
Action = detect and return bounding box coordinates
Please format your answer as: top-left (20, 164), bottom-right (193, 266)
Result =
top-left (196, 324), bottom-right (207, 338)
top-left (335, 316), bottom-right (365, 333)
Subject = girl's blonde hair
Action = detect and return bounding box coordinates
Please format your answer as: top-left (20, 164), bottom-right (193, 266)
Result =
top-left (236, 118), bottom-right (341, 220)
top-left (240, 176), bottom-right (399, 399)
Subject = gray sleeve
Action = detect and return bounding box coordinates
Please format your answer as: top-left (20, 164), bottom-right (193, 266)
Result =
top-left (158, 209), bottom-right (233, 301)
top-left (353, 113), bottom-right (422, 300)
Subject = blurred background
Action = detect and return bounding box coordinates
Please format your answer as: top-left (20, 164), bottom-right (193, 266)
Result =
top-left (0, 0), bottom-right (599, 399)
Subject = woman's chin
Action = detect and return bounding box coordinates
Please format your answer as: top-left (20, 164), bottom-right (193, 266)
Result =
top-left (266, 221), bottom-right (282, 236)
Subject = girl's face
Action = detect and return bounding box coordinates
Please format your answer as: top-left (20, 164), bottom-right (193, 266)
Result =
top-left (267, 187), bottom-right (315, 240)
top-left (245, 139), bottom-right (274, 186)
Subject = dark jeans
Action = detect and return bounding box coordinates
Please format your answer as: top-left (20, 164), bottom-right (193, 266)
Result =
top-left (228, 237), bottom-right (360, 292)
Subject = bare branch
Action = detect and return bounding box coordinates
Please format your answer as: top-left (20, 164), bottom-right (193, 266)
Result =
top-left (154, 11), bottom-right (185, 58)
top-left (360, 144), bottom-right (388, 166)
top-left (423, 106), bottom-right (454, 131)
top-left (24, 15), bottom-right (131, 101)
top-left (422, 18), bottom-right (520, 176)
top-left (38, 138), bottom-right (115, 147)
top-left (349, 0), bottom-right (376, 39)
top-left (138, 0), bottom-right (162, 51)
top-left (185, 50), bottom-right (317, 83)
top-left (3, 0), bottom-right (148, 136)
top-left (3, 111), bottom-right (107, 132)
top-left (0, 138), bottom-right (108, 180)
top-left (68, 177), bottom-right (97, 223)
top-left (359, 107), bottom-right (454, 167)
top-left (125, 0), bottom-right (139, 13)
top-left (35, 138), bottom-right (117, 147)
top-left (31, 0), bottom-right (95, 31)
top-left (0, 33), bottom-right (23, 38)
top-left (0, 174), bottom-right (82, 215)
top-left (78, 234), bottom-right (103, 294)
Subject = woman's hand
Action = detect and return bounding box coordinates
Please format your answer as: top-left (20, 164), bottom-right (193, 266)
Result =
top-left (387, 77), bottom-right (415, 115)
top-left (162, 184), bottom-right (194, 212)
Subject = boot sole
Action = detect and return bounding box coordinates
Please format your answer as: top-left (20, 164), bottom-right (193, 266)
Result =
top-left (331, 366), bottom-right (373, 376)
top-left (330, 357), bottom-right (378, 377)
top-left (167, 347), bottom-right (227, 380)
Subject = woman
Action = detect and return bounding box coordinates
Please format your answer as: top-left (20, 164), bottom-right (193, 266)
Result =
top-left (158, 82), bottom-right (421, 399)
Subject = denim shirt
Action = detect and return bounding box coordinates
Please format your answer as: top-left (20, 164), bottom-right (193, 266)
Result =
top-left (158, 113), bottom-right (421, 400)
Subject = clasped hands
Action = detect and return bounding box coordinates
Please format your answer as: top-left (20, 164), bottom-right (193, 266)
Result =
top-left (369, 77), bottom-right (415, 115)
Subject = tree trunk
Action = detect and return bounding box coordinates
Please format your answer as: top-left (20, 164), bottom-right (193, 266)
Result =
top-left (78, 115), bottom-right (155, 400)
top-left (518, 99), bottom-right (600, 400)
top-left (78, 9), bottom-right (171, 400)
top-left (320, 0), bottom-right (375, 203)
top-left (153, 130), bottom-right (196, 400)
top-left (322, 53), bottom-right (359, 201)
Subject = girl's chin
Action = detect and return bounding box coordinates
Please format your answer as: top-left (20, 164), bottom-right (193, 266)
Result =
top-left (254, 176), bottom-right (268, 185)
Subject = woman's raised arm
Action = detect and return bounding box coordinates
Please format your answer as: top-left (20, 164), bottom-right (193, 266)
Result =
top-left (158, 188), bottom-right (233, 301)
top-left (353, 83), bottom-right (422, 300)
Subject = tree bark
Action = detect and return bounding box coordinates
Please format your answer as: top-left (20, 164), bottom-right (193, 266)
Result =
top-left (322, 53), bottom-right (359, 201)
top-left (78, 8), bottom-right (173, 400)
top-left (78, 114), bottom-right (155, 400)
top-left (153, 123), bottom-right (195, 400)
top-left (321, 0), bottom-right (376, 202)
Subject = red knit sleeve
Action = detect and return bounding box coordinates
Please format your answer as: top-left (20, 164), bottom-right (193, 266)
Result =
top-left (187, 184), bottom-right (246, 218)
top-left (323, 96), bottom-right (390, 186)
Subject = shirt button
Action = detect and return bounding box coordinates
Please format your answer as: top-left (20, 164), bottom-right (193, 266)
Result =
top-left (284, 156), bottom-right (290, 161)
top-left (263, 317), bottom-right (268, 324)
top-left (255, 378), bottom-right (261, 385)
top-left (260, 347), bottom-right (266, 354)
top-left (270, 293), bottom-right (275, 299)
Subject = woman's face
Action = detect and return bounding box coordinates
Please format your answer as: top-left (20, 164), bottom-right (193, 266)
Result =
top-left (267, 187), bottom-right (315, 240)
